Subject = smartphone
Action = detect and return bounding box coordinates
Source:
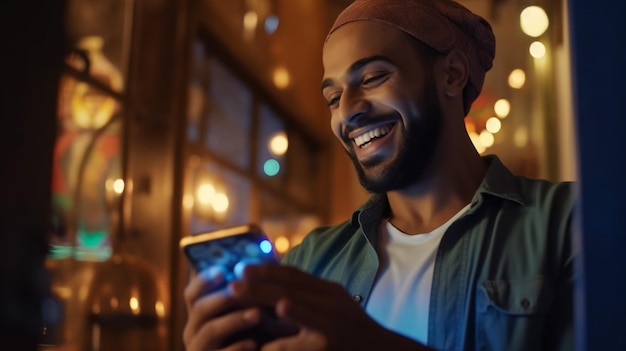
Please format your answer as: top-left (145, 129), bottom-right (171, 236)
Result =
top-left (180, 224), bottom-right (298, 345)
top-left (180, 224), bottom-right (279, 280)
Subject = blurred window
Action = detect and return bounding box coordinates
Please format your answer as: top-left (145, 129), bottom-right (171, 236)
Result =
top-left (183, 41), bottom-right (322, 249)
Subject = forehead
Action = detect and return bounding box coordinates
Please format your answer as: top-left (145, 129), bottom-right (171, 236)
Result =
top-left (322, 21), bottom-right (418, 76)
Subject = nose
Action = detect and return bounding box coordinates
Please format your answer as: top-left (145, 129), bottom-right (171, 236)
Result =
top-left (336, 91), bottom-right (371, 127)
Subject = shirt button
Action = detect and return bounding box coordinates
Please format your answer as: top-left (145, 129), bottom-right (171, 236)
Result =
top-left (353, 295), bottom-right (362, 303)
top-left (521, 298), bottom-right (531, 309)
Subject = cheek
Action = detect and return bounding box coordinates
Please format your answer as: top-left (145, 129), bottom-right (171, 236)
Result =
top-left (330, 112), bottom-right (342, 139)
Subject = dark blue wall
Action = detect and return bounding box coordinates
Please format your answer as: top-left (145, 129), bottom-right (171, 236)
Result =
top-left (569, 1), bottom-right (626, 350)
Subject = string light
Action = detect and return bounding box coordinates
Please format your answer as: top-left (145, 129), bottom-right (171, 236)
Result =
top-left (508, 69), bottom-right (526, 89)
top-left (486, 117), bottom-right (502, 134)
top-left (520, 6), bottom-right (549, 37)
top-left (494, 99), bottom-right (511, 118)
top-left (529, 41), bottom-right (546, 59)
top-left (479, 130), bottom-right (495, 148)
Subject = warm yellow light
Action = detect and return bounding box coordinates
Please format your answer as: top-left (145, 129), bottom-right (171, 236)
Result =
top-left (520, 6), bottom-right (549, 38)
top-left (479, 130), bottom-right (495, 148)
top-left (112, 179), bottom-right (125, 194)
top-left (273, 67), bottom-right (290, 89)
top-left (197, 183), bottom-right (215, 205)
top-left (129, 297), bottom-right (139, 312)
top-left (529, 41), bottom-right (546, 59)
top-left (508, 69), bottom-right (526, 89)
top-left (274, 236), bottom-right (290, 253)
top-left (243, 11), bottom-right (258, 32)
top-left (155, 301), bottom-right (165, 317)
top-left (494, 99), bottom-right (511, 118)
top-left (514, 127), bottom-right (529, 148)
top-left (110, 297), bottom-right (119, 309)
top-left (486, 117), bottom-right (502, 134)
top-left (71, 82), bottom-right (117, 129)
top-left (269, 132), bottom-right (288, 156)
top-left (469, 131), bottom-right (486, 154)
top-left (212, 193), bottom-right (229, 213)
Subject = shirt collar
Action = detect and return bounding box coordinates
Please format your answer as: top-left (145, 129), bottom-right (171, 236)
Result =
top-left (474, 155), bottom-right (526, 206)
top-left (350, 155), bottom-right (526, 228)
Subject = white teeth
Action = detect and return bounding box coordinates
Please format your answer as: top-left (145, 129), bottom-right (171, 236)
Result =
top-left (353, 125), bottom-right (391, 147)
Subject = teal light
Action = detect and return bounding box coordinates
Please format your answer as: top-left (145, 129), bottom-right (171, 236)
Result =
top-left (263, 159), bottom-right (280, 176)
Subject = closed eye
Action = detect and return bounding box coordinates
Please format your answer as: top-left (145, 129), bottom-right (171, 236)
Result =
top-left (327, 95), bottom-right (340, 108)
top-left (362, 72), bottom-right (390, 86)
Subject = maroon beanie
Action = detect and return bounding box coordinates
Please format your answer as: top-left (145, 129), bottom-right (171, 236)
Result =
top-left (326, 0), bottom-right (496, 114)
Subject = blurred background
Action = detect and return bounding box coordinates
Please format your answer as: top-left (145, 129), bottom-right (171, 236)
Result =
top-left (2, 0), bottom-right (624, 350)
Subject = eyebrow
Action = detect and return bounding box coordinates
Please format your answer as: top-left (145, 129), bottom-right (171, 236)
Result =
top-left (320, 55), bottom-right (393, 92)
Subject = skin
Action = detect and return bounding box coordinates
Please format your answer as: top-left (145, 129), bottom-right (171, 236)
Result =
top-left (322, 21), bottom-right (486, 234)
top-left (184, 20), bottom-right (488, 351)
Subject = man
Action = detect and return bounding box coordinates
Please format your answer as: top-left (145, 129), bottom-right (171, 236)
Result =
top-left (183, 0), bottom-right (575, 350)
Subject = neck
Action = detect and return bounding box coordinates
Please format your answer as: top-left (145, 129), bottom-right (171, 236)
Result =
top-left (385, 136), bottom-right (486, 234)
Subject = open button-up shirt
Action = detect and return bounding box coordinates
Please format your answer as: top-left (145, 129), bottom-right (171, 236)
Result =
top-left (283, 156), bottom-right (575, 351)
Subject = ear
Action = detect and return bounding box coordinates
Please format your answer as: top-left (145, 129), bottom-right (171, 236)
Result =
top-left (439, 49), bottom-right (469, 98)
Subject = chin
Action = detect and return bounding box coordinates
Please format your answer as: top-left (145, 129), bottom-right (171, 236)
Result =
top-left (355, 159), bottom-right (402, 193)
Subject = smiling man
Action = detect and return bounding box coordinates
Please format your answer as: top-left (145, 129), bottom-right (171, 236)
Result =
top-left (183, 1), bottom-right (575, 350)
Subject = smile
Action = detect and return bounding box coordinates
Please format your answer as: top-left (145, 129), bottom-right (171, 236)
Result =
top-left (353, 125), bottom-right (392, 148)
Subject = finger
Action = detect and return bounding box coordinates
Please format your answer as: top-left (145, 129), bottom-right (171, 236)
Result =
top-left (242, 265), bottom-right (320, 288)
top-left (241, 265), bottom-right (348, 302)
top-left (183, 292), bottom-right (238, 345)
top-left (184, 267), bottom-right (227, 311)
top-left (230, 277), bottom-right (345, 314)
top-left (186, 307), bottom-right (261, 351)
top-left (277, 292), bottom-right (369, 336)
top-left (274, 297), bottom-right (333, 332)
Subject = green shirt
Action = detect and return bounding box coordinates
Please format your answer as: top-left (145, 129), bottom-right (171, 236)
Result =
top-left (283, 156), bottom-right (575, 351)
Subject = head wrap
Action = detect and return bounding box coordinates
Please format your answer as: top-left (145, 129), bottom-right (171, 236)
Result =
top-left (326, 0), bottom-right (496, 114)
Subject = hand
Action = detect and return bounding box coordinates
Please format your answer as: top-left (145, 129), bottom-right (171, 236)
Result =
top-left (183, 268), bottom-right (262, 351)
top-left (230, 265), bottom-right (430, 351)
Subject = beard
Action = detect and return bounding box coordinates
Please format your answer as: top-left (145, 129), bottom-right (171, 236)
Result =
top-left (347, 83), bottom-right (442, 193)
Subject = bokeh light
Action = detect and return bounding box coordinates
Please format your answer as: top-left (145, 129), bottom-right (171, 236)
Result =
top-left (469, 131), bottom-right (486, 154)
top-left (129, 297), bottom-right (139, 312)
top-left (529, 41), bottom-right (546, 59)
top-left (479, 130), bottom-right (495, 148)
top-left (212, 193), bottom-right (229, 213)
top-left (259, 240), bottom-right (273, 254)
top-left (520, 6), bottom-right (549, 37)
top-left (197, 183), bottom-right (216, 205)
top-left (269, 132), bottom-right (288, 156)
top-left (243, 11), bottom-right (258, 32)
top-left (274, 236), bottom-right (290, 253)
top-left (263, 159), bottom-right (281, 176)
top-left (508, 69), bottom-right (526, 89)
top-left (494, 99), bottom-right (511, 118)
top-left (265, 15), bottom-right (279, 34)
top-left (113, 179), bottom-right (125, 194)
top-left (486, 117), bottom-right (502, 134)
top-left (273, 67), bottom-right (290, 89)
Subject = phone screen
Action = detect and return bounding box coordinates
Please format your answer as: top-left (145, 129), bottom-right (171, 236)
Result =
top-left (180, 225), bottom-right (298, 345)
top-left (180, 225), bottom-right (279, 282)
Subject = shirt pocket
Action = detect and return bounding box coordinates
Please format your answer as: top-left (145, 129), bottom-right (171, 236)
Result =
top-left (476, 278), bottom-right (554, 351)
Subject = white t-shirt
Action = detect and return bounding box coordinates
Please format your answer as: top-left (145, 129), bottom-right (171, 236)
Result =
top-left (365, 204), bottom-right (470, 345)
